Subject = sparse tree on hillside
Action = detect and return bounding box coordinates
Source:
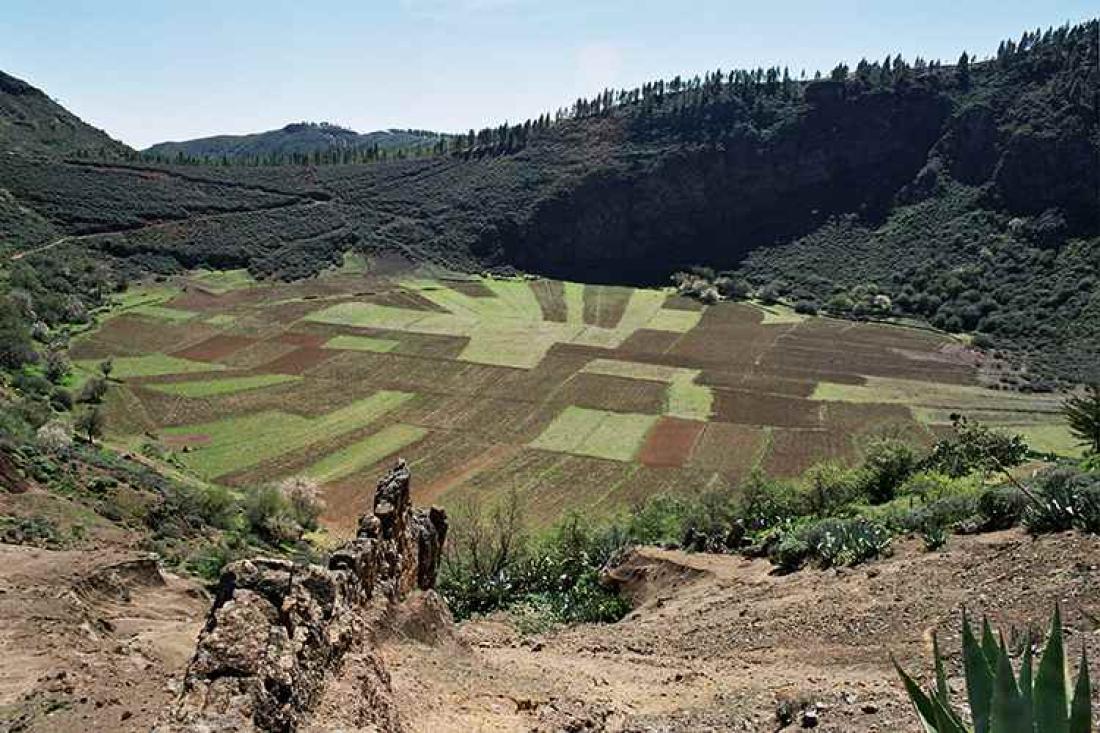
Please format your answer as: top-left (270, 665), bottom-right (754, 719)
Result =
top-left (99, 358), bottom-right (114, 380)
top-left (76, 406), bottom-right (105, 444)
top-left (1063, 385), bottom-right (1100, 454)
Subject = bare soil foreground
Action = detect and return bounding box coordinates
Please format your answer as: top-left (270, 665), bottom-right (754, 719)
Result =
top-left (2, 529), bottom-right (1097, 731)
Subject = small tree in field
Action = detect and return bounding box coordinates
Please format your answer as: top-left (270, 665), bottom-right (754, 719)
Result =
top-left (76, 406), bottom-right (105, 444)
top-left (99, 358), bottom-right (114, 380)
top-left (1063, 385), bottom-right (1100, 455)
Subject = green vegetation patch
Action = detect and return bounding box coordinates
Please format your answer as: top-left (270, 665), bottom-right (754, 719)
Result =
top-left (204, 314), bottom-right (238, 326)
top-left (667, 372), bottom-right (713, 421)
top-left (530, 406), bottom-right (658, 462)
top-left (191, 269), bottom-right (256, 293)
top-left (305, 424), bottom-right (428, 483)
top-left (78, 353), bottom-right (224, 379)
top-left (323, 334), bottom-right (400, 353)
top-left (146, 373), bottom-right (300, 398)
top-left (306, 301), bottom-right (436, 331)
top-left (646, 307), bottom-right (702, 332)
top-left (163, 390), bottom-right (414, 478)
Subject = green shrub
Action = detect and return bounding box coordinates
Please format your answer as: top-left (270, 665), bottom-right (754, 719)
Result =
top-left (802, 462), bottom-right (865, 516)
top-left (977, 486), bottom-right (1029, 531)
top-left (920, 524), bottom-right (947, 551)
top-left (736, 471), bottom-right (805, 531)
top-left (896, 608), bottom-right (1092, 732)
top-left (769, 517), bottom-right (892, 570)
top-left (244, 485), bottom-right (298, 543)
top-left (923, 416), bottom-right (1028, 478)
top-left (861, 439), bottom-right (920, 503)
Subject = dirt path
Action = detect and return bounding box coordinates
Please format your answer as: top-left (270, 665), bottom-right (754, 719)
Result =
top-left (0, 545), bottom-right (207, 732)
top-left (381, 530), bottom-right (1100, 732)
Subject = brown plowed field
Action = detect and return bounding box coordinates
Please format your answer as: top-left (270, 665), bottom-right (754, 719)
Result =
top-left (662, 294), bottom-right (705, 311)
top-left (710, 388), bottom-right (822, 428)
top-left (550, 373), bottom-right (667, 414)
top-left (638, 417), bottom-right (705, 468)
top-left (444, 280), bottom-right (496, 298)
top-left (759, 427), bottom-right (858, 477)
top-left (529, 279), bottom-right (567, 322)
top-left (582, 284), bottom-right (631, 328)
top-left (70, 317), bottom-right (217, 360)
top-left (172, 334), bottom-right (256, 362)
top-left (689, 422), bottom-right (769, 480)
top-left (265, 346), bottom-right (337, 375)
top-left (275, 331), bottom-right (329, 348)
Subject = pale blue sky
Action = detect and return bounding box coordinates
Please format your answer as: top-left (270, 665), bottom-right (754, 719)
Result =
top-left (2, 1), bottom-right (1094, 148)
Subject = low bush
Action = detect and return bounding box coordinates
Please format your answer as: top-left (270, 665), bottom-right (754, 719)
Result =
top-left (977, 485), bottom-right (1030, 530)
top-left (768, 517), bottom-right (892, 571)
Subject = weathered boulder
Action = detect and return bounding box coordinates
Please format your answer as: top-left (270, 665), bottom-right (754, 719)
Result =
top-left (157, 462), bottom-right (447, 732)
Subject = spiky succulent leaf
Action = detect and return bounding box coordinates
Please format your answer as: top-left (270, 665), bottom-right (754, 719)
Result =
top-left (934, 633), bottom-right (951, 703)
top-left (895, 658), bottom-right (942, 733)
top-left (1020, 639), bottom-right (1034, 721)
top-left (991, 646), bottom-right (1031, 733)
top-left (982, 618), bottom-right (1000, 667)
top-left (1035, 606), bottom-right (1070, 733)
top-left (963, 612), bottom-right (996, 733)
top-left (1068, 648), bottom-right (1092, 733)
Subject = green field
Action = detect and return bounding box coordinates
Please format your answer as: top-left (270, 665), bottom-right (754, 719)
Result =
top-left (323, 335), bottom-right (401, 353)
top-left (147, 373), bottom-right (300, 398)
top-left (78, 353), bottom-right (224, 379)
top-left (162, 390), bottom-right (414, 478)
top-left (305, 424), bottom-right (429, 483)
top-left (531, 406), bottom-right (658, 462)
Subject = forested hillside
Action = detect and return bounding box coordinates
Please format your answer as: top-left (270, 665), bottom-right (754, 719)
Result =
top-left (0, 20), bottom-right (1096, 382)
top-left (143, 122), bottom-right (444, 164)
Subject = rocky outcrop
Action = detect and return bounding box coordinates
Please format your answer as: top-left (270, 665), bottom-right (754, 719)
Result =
top-left (158, 462), bottom-right (447, 732)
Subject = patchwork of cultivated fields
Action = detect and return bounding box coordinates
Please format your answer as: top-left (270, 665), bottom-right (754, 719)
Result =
top-left (74, 267), bottom-right (1073, 532)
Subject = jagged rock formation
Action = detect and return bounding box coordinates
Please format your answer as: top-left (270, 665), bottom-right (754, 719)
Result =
top-left (157, 462), bottom-right (447, 732)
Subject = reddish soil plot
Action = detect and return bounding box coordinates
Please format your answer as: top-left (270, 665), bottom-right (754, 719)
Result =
top-left (760, 428), bottom-right (858, 478)
top-left (444, 279), bottom-right (496, 298)
top-left (275, 331), bottom-right (329, 348)
top-left (699, 302), bottom-right (765, 327)
top-left (582, 285), bottom-right (632, 328)
top-left (172, 334), bottom-right (256, 362)
top-left (246, 298), bottom-right (333, 327)
top-left (550, 373), bottom-right (667, 414)
top-left (638, 417), bottom-right (705, 468)
top-left (169, 287), bottom-right (263, 311)
top-left (529, 279), bottom-right (567, 322)
top-left (689, 422), bottom-right (769, 480)
top-left (490, 349), bottom-right (595, 402)
top-left (438, 447), bottom-right (567, 509)
top-left (662, 294), bottom-right (705, 311)
top-left (710, 388), bottom-right (822, 429)
top-left (264, 347), bottom-right (336, 375)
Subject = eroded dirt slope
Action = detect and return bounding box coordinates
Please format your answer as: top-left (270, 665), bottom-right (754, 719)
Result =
top-left (381, 530), bottom-right (1100, 732)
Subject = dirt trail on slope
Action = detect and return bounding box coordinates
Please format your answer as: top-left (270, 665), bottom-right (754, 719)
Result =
top-left (380, 530), bottom-right (1100, 732)
top-left (0, 545), bottom-right (208, 732)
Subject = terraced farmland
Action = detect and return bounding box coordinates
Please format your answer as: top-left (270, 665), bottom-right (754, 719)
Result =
top-left (74, 268), bottom-right (1074, 533)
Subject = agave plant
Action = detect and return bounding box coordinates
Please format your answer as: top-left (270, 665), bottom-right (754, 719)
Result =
top-left (896, 608), bottom-right (1093, 732)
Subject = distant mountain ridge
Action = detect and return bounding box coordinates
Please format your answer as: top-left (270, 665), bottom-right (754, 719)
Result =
top-left (144, 122), bottom-right (444, 160)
